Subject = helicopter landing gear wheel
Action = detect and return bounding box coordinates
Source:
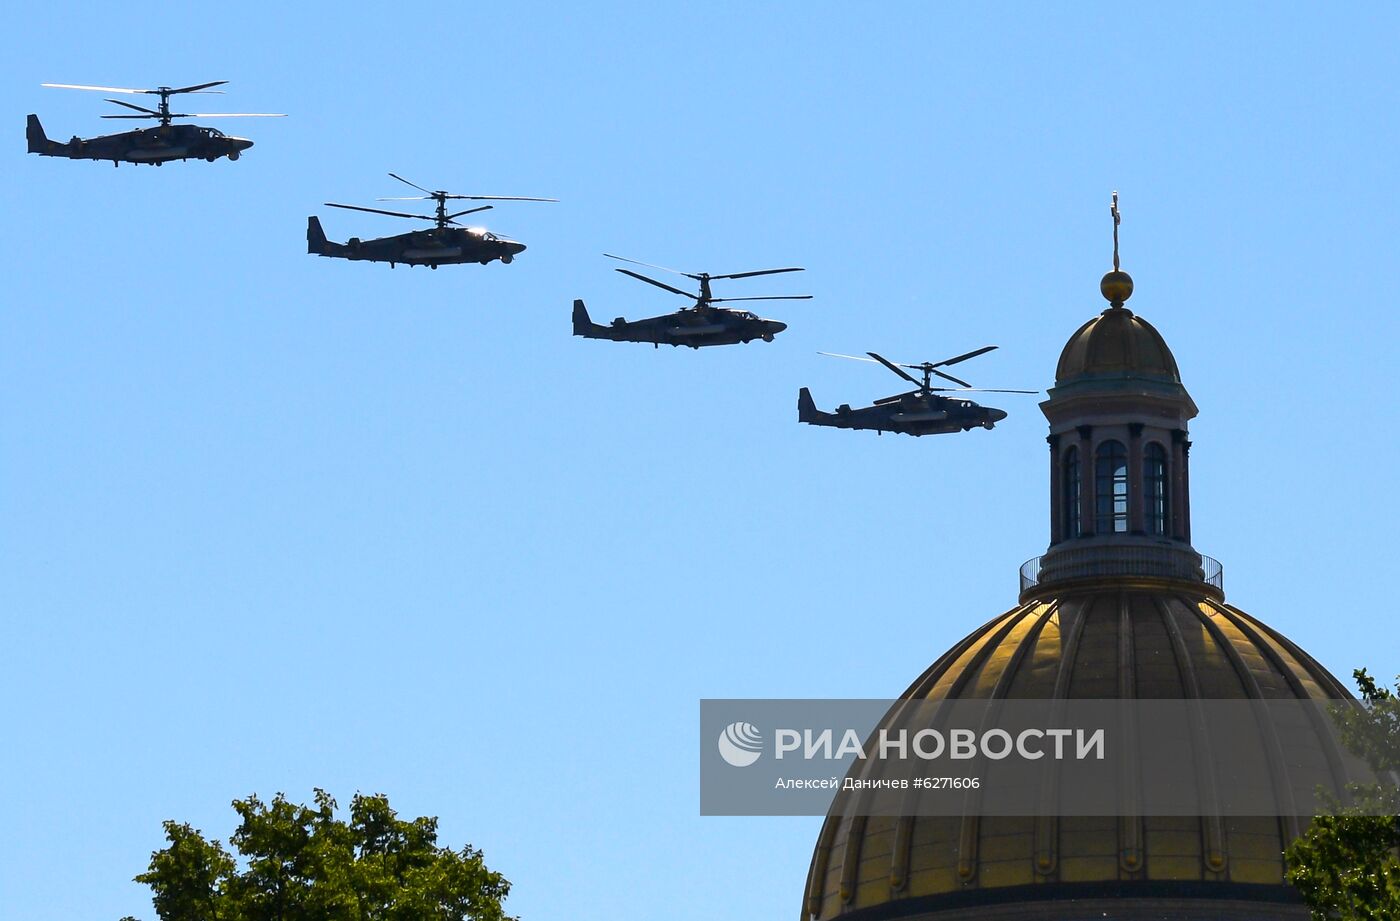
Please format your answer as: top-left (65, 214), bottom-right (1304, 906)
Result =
top-left (227, 150), bottom-right (240, 161)
top-left (501, 254), bottom-right (513, 264)
top-left (982, 421), bottom-right (995, 430)
top-left (762, 333), bottom-right (774, 342)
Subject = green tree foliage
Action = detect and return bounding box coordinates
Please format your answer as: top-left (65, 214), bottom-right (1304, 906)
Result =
top-left (1285, 670), bottom-right (1400, 921)
top-left (122, 790), bottom-right (514, 921)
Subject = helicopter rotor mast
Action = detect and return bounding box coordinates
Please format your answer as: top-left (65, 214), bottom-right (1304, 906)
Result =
top-left (377, 173), bottom-right (558, 230)
top-left (42, 81), bottom-right (284, 128)
top-left (817, 348), bottom-right (1039, 402)
top-left (603, 253), bottom-right (810, 310)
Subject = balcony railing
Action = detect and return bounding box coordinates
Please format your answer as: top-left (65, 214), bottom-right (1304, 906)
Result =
top-left (1020, 545), bottom-right (1223, 595)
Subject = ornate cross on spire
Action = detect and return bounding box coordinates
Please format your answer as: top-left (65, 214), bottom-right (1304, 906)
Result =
top-left (1111, 190), bottom-right (1121, 271)
top-left (1099, 191), bottom-right (1134, 307)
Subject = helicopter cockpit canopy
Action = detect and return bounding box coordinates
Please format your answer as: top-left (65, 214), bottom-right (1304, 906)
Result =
top-left (176, 125), bottom-right (226, 139)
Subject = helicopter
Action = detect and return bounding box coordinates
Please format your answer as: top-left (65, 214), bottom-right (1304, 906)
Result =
top-left (308, 174), bottom-right (556, 269)
top-left (27, 81), bottom-right (283, 166)
top-left (572, 254), bottom-right (808, 348)
top-left (798, 347), bottom-right (1037, 436)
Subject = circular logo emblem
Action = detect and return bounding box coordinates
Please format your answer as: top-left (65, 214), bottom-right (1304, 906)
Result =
top-left (717, 721), bottom-right (763, 767)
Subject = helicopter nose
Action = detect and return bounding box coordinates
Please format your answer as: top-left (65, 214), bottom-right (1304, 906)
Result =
top-left (768, 320), bottom-right (788, 334)
top-left (233, 137), bottom-right (254, 150)
top-left (990, 408), bottom-right (1009, 423)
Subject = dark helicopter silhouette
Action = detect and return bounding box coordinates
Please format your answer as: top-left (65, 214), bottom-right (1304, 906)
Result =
top-left (572, 254), bottom-right (808, 348)
top-left (308, 174), bottom-right (556, 269)
top-left (799, 347), bottom-right (1037, 436)
top-left (27, 81), bottom-right (283, 166)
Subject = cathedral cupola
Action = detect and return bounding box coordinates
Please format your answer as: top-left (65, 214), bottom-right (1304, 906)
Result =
top-left (800, 197), bottom-right (1364, 921)
top-left (1033, 195), bottom-right (1209, 596)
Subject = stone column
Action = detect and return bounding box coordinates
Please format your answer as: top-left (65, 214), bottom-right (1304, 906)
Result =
top-left (1127, 423), bottom-right (1145, 534)
top-left (1048, 433), bottom-right (1063, 544)
top-left (1180, 438), bottom-right (1192, 544)
top-left (1170, 430), bottom-right (1189, 542)
top-left (1077, 425), bottom-right (1095, 537)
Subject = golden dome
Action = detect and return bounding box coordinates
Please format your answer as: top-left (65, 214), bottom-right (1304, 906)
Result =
top-left (802, 587), bottom-right (1357, 920)
top-left (1054, 307), bottom-right (1181, 386)
top-left (801, 224), bottom-right (1360, 919)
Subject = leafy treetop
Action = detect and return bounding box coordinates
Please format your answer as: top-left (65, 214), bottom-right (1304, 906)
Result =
top-left (121, 790), bottom-right (515, 921)
top-left (1285, 670), bottom-right (1400, 921)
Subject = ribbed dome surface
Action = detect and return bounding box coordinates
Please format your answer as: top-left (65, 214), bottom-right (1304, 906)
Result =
top-left (802, 589), bottom-right (1356, 921)
top-left (1054, 308), bottom-right (1181, 385)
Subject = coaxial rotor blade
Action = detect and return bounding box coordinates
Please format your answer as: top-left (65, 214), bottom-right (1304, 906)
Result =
top-left (817, 351), bottom-right (884, 364)
top-left (867, 352), bottom-right (925, 388)
top-left (185, 113), bottom-right (286, 118)
top-left (388, 173), bottom-right (436, 195)
top-left (931, 368), bottom-right (973, 388)
top-left (376, 196), bottom-right (434, 201)
top-left (442, 194), bottom-right (558, 202)
top-left (603, 253), bottom-right (688, 276)
top-left (929, 345), bottom-right (997, 368)
top-left (105, 98), bottom-right (163, 116)
top-left (707, 267), bottom-right (805, 280)
top-left (928, 387), bottom-right (1039, 394)
top-left (614, 268), bottom-right (694, 298)
top-left (100, 114), bottom-right (158, 119)
top-left (44, 81), bottom-right (228, 95)
top-left (324, 203), bottom-right (436, 222)
top-left (44, 82), bottom-right (152, 94)
top-left (710, 295), bottom-right (812, 302)
top-left (446, 205), bottom-right (494, 220)
top-left (168, 80), bottom-right (228, 94)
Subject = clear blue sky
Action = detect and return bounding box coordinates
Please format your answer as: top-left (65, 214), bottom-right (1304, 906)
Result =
top-left (3, 4), bottom-right (1398, 921)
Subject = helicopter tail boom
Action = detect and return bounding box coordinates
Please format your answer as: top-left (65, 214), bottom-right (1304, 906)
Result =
top-left (572, 299), bottom-right (609, 337)
top-left (307, 215), bottom-right (332, 255)
top-left (26, 114), bottom-right (61, 155)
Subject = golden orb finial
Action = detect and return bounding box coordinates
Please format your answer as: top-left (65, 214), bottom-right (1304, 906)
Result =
top-left (1101, 270), bottom-right (1134, 306)
top-left (1101, 191), bottom-right (1133, 308)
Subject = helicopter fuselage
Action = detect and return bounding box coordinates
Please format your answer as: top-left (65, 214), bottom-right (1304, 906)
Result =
top-left (572, 300), bottom-right (787, 348)
top-left (798, 388), bottom-right (1008, 436)
top-left (307, 217), bottom-right (525, 268)
top-left (26, 115), bottom-right (253, 165)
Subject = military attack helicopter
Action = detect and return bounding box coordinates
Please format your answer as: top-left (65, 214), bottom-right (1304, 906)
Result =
top-left (27, 81), bottom-right (283, 166)
top-left (308, 174), bottom-right (556, 269)
top-left (798, 347), bottom-right (1037, 436)
top-left (572, 254), bottom-right (808, 348)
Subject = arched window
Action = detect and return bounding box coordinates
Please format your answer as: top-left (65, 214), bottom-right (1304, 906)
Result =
top-left (1095, 440), bottom-right (1129, 533)
top-left (1144, 442), bottom-right (1169, 536)
top-left (1063, 446), bottom-right (1081, 539)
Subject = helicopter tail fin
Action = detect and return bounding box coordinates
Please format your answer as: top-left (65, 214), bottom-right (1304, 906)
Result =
top-left (798, 387), bottom-right (820, 423)
top-left (26, 114), bottom-right (55, 154)
top-left (572, 299), bottom-right (600, 336)
top-left (307, 215), bottom-right (330, 255)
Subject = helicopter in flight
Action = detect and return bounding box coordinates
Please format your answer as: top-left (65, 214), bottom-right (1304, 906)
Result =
top-left (27, 81), bottom-right (283, 166)
top-left (308, 174), bottom-right (556, 269)
top-left (798, 347), bottom-right (1037, 436)
top-left (572, 254), bottom-right (809, 348)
